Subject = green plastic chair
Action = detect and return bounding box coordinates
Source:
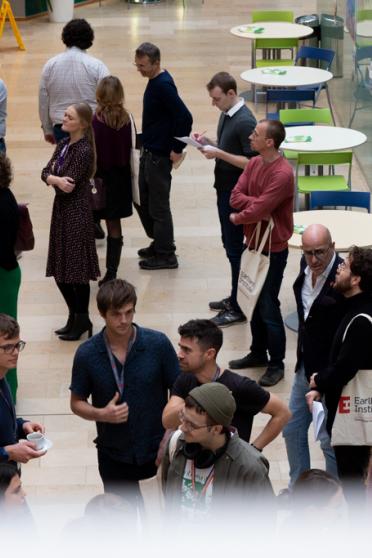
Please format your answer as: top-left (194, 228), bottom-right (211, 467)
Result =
top-left (295, 151), bottom-right (352, 211)
top-left (251, 11), bottom-right (296, 68)
top-left (279, 108), bottom-right (333, 161)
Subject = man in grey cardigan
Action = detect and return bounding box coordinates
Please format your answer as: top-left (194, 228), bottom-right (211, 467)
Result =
top-left (161, 383), bottom-right (274, 518)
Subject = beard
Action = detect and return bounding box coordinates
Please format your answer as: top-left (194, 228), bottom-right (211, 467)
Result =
top-left (333, 276), bottom-right (352, 294)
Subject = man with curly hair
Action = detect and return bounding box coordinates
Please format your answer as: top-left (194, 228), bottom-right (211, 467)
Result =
top-left (306, 246), bottom-right (372, 506)
top-left (39, 18), bottom-right (109, 145)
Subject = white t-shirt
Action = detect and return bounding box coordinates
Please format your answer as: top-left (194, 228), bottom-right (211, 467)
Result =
top-left (181, 460), bottom-right (214, 519)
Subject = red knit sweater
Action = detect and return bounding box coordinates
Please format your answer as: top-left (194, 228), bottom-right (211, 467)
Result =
top-left (230, 155), bottom-right (294, 252)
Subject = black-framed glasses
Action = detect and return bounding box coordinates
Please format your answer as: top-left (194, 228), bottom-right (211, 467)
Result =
top-left (302, 246), bottom-right (330, 260)
top-left (0, 341), bottom-right (26, 354)
top-left (178, 410), bottom-right (209, 432)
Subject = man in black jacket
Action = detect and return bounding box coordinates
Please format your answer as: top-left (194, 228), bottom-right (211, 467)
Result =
top-left (307, 246), bottom-right (372, 504)
top-left (134, 42), bottom-right (193, 270)
top-left (283, 224), bottom-right (344, 488)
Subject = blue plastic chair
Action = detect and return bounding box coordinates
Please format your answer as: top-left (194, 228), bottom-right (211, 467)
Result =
top-left (349, 46), bottom-right (372, 126)
top-left (265, 89), bottom-right (316, 120)
top-left (295, 46), bottom-right (336, 123)
top-left (309, 191), bottom-right (371, 212)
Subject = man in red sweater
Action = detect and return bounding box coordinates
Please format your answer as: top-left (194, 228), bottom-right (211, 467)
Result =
top-left (228, 120), bottom-right (294, 387)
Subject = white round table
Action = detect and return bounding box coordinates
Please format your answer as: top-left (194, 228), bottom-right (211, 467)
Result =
top-left (356, 21), bottom-right (372, 37)
top-left (282, 125), bottom-right (367, 152)
top-left (230, 22), bottom-right (313, 39)
top-left (289, 210), bottom-right (372, 251)
top-left (240, 66), bottom-right (333, 87)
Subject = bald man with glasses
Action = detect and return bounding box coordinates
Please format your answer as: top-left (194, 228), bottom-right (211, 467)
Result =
top-left (282, 224), bottom-right (345, 490)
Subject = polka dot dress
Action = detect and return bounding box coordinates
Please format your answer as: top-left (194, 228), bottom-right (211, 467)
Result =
top-left (41, 137), bottom-right (100, 284)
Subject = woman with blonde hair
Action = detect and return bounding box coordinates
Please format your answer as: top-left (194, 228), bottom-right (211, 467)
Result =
top-left (41, 102), bottom-right (100, 341)
top-left (93, 75), bottom-right (133, 284)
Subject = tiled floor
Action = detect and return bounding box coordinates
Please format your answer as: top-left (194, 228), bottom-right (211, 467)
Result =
top-left (2, 0), bottom-right (369, 520)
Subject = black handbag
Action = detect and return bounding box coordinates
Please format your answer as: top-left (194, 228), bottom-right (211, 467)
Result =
top-left (15, 204), bottom-right (35, 252)
top-left (88, 177), bottom-right (106, 211)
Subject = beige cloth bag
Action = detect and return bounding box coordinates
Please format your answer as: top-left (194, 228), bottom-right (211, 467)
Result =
top-left (237, 219), bottom-right (274, 321)
top-left (129, 113), bottom-right (140, 206)
top-left (332, 313), bottom-right (372, 446)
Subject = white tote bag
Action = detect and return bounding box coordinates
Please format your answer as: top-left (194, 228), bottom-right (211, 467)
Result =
top-left (129, 113), bottom-right (140, 206)
top-left (332, 313), bottom-right (372, 446)
top-left (237, 219), bottom-right (274, 321)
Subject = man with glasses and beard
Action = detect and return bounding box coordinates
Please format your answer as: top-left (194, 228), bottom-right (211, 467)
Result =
top-left (161, 383), bottom-right (273, 518)
top-left (307, 246), bottom-right (372, 507)
top-left (283, 225), bottom-right (344, 489)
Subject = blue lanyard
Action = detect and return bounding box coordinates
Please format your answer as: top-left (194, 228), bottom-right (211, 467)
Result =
top-left (56, 143), bottom-right (69, 174)
top-left (103, 328), bottom-right (136, 396)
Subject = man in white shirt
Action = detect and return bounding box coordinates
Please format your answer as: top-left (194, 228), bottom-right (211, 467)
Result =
top-left (193, 72), bottom-right (256, 327)
top-left (282, 224), bottom-right (344, 489)
top-left (39, 18), bottom-right (109, 144)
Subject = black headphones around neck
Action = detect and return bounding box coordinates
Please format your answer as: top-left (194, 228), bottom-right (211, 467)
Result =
top-left (182, 434), bottom-right (229, 469)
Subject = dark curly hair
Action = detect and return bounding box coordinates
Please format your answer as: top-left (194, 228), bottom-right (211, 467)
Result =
top-left (178, 319), bottom-right (223, 354)
top-left (62, 19), bottom-right (94, 50)
top-left (0, 154), bottom-right (13, 189)
top-left (349, 246), bottom-right (372, 293)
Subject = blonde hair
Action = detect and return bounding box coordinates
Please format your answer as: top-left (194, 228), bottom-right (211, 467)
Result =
top-left (96, 76), bottom-right (130, 130)
top-left (73, 102), bottom-right (97, 177)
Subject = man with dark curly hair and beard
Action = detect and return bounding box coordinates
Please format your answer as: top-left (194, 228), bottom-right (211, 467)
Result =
top-left (39, 18), bottom-right (109, 145)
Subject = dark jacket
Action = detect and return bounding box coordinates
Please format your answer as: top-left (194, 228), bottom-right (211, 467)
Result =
top-left (314, 291), bottom-right (372, 435)
top-left (0, 378), bottom-right (27, 462)
top-left (293, 254), bottom-right (345, 380)
top-left (161, 433), bottom-right (274, 513)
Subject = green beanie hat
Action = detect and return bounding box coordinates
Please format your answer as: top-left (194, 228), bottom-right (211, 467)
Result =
top-left (188, 383), bottom-right (236, 427)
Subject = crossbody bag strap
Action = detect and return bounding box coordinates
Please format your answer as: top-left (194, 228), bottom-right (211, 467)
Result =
top-left (342, 313), bottom-right (372, 343)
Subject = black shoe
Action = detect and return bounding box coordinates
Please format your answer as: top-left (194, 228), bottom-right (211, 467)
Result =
top-left (139, 255), bottom-right (178, 270)
top-left (258, 366), bottom-right (284, 387)
top-left (229, 352), bottom-right (268, 370)
top-left (211, 308), bottom-right (247, 328)
top-left (59, 313), bottom-right (93, 341)
top-left (54, 313), bottom-right (74, 335)
top-left (208, 297), bottom-right (230, 311)
top-left (94, 222), bottom-right (105, 240)
top-left (137, 244), bottom-right (156, 259)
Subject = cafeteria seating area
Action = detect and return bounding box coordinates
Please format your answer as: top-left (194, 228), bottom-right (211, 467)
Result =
top-left (1, 0), bottom-right (371, 524)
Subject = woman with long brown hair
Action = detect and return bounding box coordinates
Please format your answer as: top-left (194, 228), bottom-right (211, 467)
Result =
top-left (41, 102), bottom-right (100, 341)
top-left (93, 75), bottom-right (133, 284)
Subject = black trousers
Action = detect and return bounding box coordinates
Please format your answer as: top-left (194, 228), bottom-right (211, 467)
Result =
top-left (135, 150), bottom-right (175, 257)
top-left (334, 445), bottom-right (371, 509)
top-left (97, 450), bottom-right (157, 507)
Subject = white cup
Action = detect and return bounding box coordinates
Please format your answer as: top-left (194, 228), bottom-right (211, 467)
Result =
top-left (26, 432), bottom-right (45, 450)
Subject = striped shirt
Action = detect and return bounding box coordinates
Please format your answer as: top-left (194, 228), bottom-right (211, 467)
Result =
top-left (39, 46), bottom-right (109, 134)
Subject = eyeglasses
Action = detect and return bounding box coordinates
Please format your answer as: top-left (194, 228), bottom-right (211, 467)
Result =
top-left (302, 246), bottom-right (330, 260)
top-left (0, 341), bottom-right (26, 354)
top-left (178, 410), bottom-right (209, 432)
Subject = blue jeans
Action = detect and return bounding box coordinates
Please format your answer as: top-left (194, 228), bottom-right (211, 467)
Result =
top-left (216, 190), bottom-right (244, 310)
top-left (283, 363), bottom-right (338, 488)
top-left (250, 248), bottom-right (288, 368)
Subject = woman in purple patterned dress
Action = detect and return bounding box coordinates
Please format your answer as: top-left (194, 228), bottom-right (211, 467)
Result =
top-left (93, 75), bottom-right (133, 285)
top-left (41, 103), bottom-right (100, 341)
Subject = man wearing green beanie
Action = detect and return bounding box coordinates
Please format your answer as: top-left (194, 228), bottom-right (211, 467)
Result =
top-left (161, 382), bottom-right (274, 517)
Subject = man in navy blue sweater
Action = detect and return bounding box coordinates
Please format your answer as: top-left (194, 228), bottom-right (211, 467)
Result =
top-left (134, 42), bottom-right (193, 270)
